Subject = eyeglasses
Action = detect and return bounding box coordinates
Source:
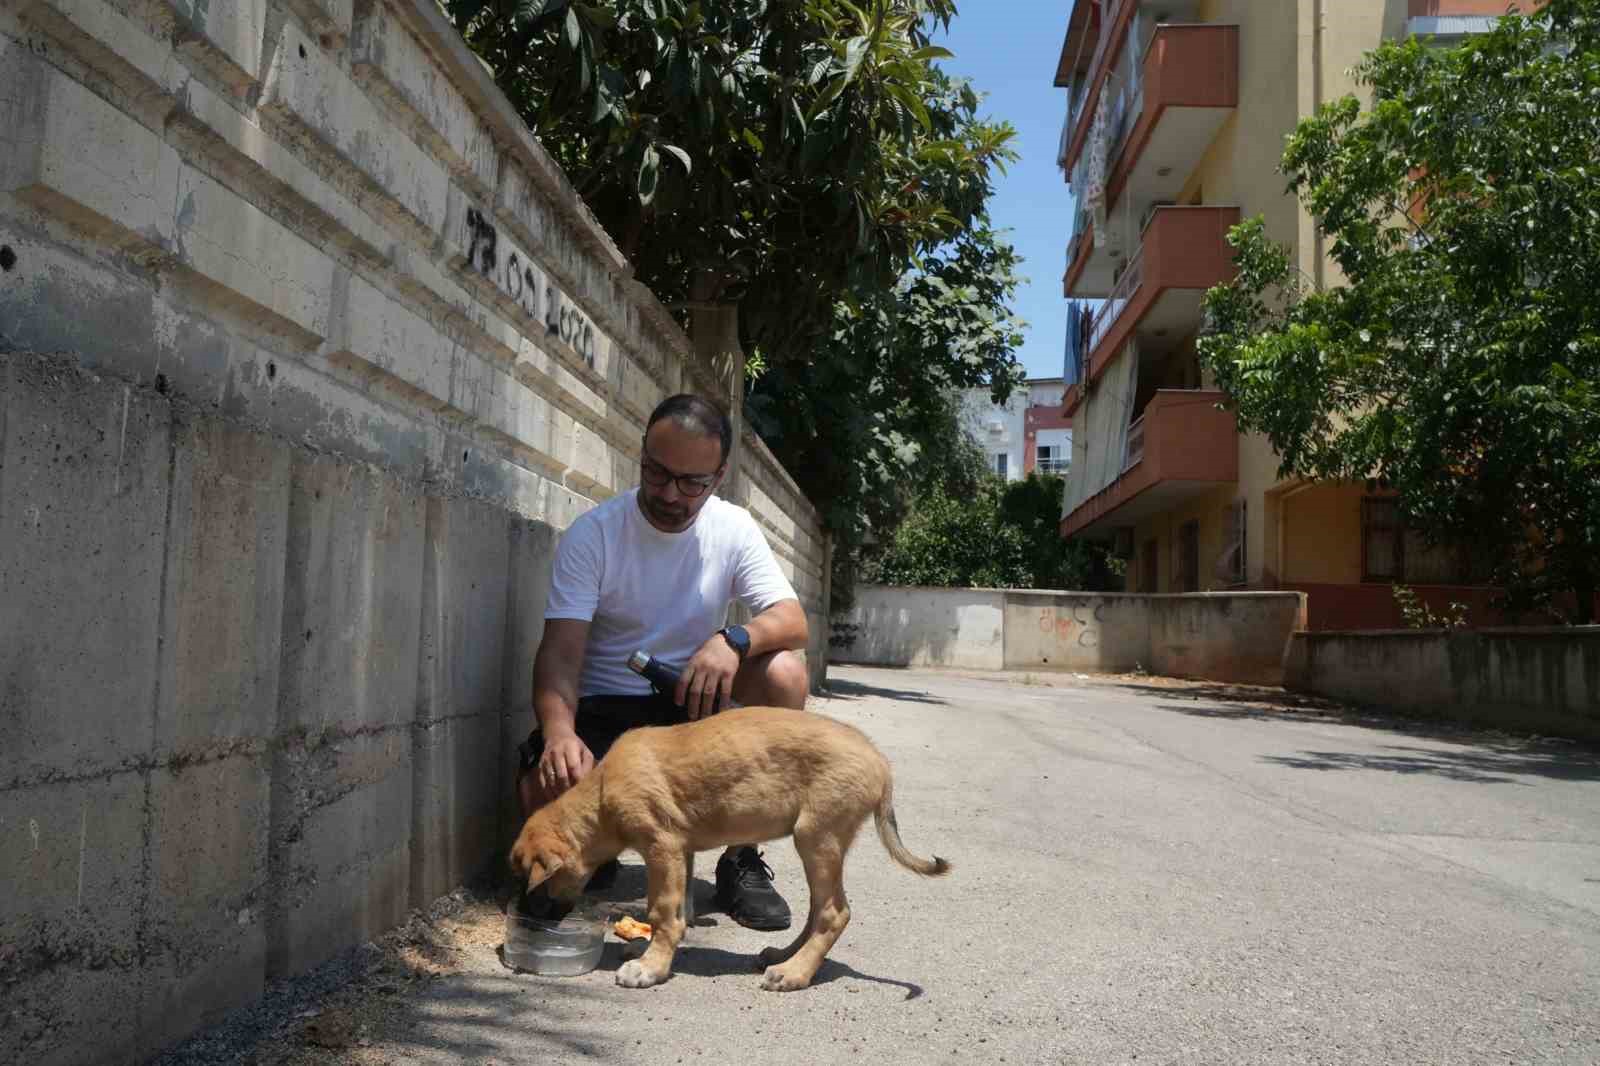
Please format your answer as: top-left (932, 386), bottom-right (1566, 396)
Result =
top-left (640, 451), bottom-right (720, 497)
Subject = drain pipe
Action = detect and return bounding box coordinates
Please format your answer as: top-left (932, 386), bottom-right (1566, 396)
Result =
top-left (1312, 0), bottom-right (1326, 292)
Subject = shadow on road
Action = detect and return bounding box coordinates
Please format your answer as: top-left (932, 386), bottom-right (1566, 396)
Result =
top-left (596, 944), bottom-right (924, 1000)
top-left (1118, 682), bottom-right (1600, 784)
top-left (822, 677), bottom-right (947, 705)
top-left (1113, 681), bottom-right (1344, 717)
top-left (1256, 743), bottom-right (1600, 784)
top-left (394, 975), bottom-right (618, 1060)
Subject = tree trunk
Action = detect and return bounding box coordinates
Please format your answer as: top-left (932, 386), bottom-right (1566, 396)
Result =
top-left (687, 268), bottom-right (746, 500)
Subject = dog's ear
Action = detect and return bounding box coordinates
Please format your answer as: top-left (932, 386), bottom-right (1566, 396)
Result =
top-left (526, 854), bottom-right (565, 892)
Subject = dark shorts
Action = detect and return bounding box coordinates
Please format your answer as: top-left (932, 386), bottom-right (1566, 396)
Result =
top-left (517, 693), bottom-right (689, 771)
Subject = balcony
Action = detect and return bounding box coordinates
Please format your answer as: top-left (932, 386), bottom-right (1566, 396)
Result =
top-left (1122, 414), bottom-right (1146, 470)
top-left (1057, 0), bottom-right (1140, 172)
top-left (1064, 21), bottom-right (1239, 298)
top-left (1036, 458), bottom-right (1072, 477)
top-left (1060, 389), bottom-right (1238, 539)
top-left (1065, 204), bottom-right (1239, 416)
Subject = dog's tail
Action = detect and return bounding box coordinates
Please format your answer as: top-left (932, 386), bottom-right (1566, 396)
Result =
top-left (874, 778), bottom-right (950, 877)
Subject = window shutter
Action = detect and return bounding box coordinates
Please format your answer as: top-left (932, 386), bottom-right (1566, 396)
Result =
top-left (1214, 498), bottom-right (1247, 585)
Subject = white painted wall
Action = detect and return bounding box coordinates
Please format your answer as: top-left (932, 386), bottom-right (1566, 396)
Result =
top-left (836, 585), bottom-right (1307, 684)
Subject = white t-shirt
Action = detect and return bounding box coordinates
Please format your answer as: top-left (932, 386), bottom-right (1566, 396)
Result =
top-left (544, 489), bottom-right (799, 697)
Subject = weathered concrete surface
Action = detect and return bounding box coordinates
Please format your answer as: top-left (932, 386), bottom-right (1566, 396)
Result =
top-left (840, 587), bottom-right (1007, 671)
top-left (0, 772), bottom-right (148, 1064)
top-left (0, 356), bottom-right (170, 785)
top-left (0, 0), bottom-right (830, 1061)
top-left (150, 665), bottom-right (1600, 1066)
top-left (1145, 590), bottom-right (1308, 684)
top-left (838, 586), bottom-right (1306, 685)
top-left (1286, 627), bottom-right (1600, 743)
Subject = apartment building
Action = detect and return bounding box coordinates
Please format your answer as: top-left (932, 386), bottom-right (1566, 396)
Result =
top-left (961, 378), bottom-right (1073, 480)
top-left (1052, 0), bottom-right (1531, 628)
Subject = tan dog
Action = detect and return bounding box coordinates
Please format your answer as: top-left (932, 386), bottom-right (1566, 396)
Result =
top-left (509, 706), bottom-right (949, 991)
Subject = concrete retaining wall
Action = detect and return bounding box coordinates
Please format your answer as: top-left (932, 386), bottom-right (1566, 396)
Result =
top-left (836, 586), bottom-right (1307, 686)
top-left (842, 588), bottom-right (1008, 671)
top-left (0, 2), bottom-right (827, 1062)
top-left (1285, 628), bottom-right (1600, 742)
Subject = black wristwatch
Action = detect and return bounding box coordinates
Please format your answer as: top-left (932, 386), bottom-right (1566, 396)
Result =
top-left (719, 624), bottom-right (751, 660)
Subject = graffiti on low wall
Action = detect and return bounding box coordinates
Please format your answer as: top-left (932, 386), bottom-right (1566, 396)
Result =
top-left (1034, 600), bottom-right (1106, 649)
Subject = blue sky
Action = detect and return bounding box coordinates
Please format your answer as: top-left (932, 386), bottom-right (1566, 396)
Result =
top-left (937, 3), bottom-right (1078, 381)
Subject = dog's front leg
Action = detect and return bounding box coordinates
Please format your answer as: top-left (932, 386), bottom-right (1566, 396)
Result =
top-left (615, 844), bottom-right (688, 989)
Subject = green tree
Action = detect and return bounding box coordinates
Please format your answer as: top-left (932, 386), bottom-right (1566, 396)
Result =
top-left (744, 223), bottom-right (1026, 606)
top-left (868, 478), bottom-right (1032, 588)
top-left (444, 0), bottom-right (1014, 369)
top-left (867, 471), bottom-right (1098, 591)
top-left (1197, 1), bottom-right (1600, 623)
top-left (998, 474), bottom-right (1097, 590)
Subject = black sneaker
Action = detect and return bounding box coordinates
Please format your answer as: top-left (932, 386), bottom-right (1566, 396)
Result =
top-left (714, 847), bottom-right (791, 930)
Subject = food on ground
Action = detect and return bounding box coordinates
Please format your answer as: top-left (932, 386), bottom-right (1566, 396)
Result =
top-left (613, 915), bottom-right (652, 941)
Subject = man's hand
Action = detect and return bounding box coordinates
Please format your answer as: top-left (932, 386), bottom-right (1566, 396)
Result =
top-left (678, 634), bottom-right (741, 719)
top-left (530, 618), bottom-right (592, 805)
top-left (538, 729), bottom-right (595, 799)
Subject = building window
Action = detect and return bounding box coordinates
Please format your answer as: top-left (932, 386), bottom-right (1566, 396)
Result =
top-left (994, 452), bottom-right (1008, 478)
top-left (1174, 520), bottom-right (1200, 593)
top-left (1037, 445), bottom-right (1068, 476)
top-left (1216, 499), bottom-right (1246, 586)
top-left (1141, 539), bottom-right (1159, 593)
top-left (1361, 496), bottom-right (1487, 584)
top-left (1362, 497), bottom-right (1403, 582)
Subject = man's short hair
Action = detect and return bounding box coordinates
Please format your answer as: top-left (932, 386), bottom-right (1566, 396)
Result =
top-left (645, 394), bottom-right (733, 464)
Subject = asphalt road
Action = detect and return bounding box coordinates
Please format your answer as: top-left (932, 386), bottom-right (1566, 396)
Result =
top-left (161, 666), bottom-right (1600, 1065)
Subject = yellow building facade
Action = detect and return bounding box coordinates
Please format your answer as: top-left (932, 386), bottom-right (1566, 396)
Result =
top-left (1053, 0), bottom-right (1528, 629)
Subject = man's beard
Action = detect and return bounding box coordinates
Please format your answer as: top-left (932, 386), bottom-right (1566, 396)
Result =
top-left (644, 494), bottom-right (690, 528)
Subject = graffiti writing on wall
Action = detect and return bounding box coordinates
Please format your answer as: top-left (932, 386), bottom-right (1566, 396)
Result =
top-left (464, 207), bottom-right (597, 368)
top-left (1037, 601), bottom-right (1105, 648)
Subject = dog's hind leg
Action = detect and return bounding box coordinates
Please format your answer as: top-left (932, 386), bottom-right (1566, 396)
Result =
top-left (759, 820), bottom-right (857, 992)
top-left (616, 842), bottom-right (689, 989)
top-left (757, 895), bottom-right (818, 969)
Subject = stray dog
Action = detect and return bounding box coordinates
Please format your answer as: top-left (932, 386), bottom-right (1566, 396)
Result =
top-left (509, 706), bottom-right (950, 991)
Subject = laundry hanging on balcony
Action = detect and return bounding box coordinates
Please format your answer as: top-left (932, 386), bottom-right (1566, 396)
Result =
top-left (1086, 89), bottom-right (1109, 248)
top-left (1064, 303), bottom-right (1083, 385)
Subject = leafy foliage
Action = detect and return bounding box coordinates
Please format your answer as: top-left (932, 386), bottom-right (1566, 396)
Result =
top-left (744, 224), bottom-right (1027, 605)
top-left (445, 0), bottom-right (1015, 366)
top-left (1197, 1), bottom-right (1600, 622)
top-left (868, 473), bottom-right (1097, 591)
top-left (1392, 585), bottom-right (1470, 631)
top-left (869, 480), bottom-right (1031, 588)
top-left (997, 473), bottom-right (1097, 591)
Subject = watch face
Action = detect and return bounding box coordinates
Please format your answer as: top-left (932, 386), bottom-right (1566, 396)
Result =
top-left (725, 626), bottom-right (750, 654)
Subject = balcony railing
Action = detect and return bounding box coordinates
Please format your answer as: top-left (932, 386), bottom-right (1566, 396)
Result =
top-left (1088, 246), bottom-right (1144, 353)
top-left (1066, 199), bottom-right (1092, 266)
top-left (1062, 0), bottom-right (1137, 170)
top-left (1037, 458), bottom-right (1072, 476)
top-left (1060, 389), bottom-right (1239, 539)
top-left (1066, 206), bottom-right (1240, 393)
top-left (1123, 415), bottom-right (1146, 471)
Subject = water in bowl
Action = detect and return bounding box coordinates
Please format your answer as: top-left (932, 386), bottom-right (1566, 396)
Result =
top-left (504, 898), bottom-right (608, 977)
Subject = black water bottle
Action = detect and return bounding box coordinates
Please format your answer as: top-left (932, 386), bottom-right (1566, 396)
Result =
top-left (627, 650), bottom-right (721, 713)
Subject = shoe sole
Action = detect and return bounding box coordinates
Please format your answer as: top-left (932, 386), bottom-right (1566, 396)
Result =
top-left (716, 895), bottom-right (792, 931)
top-left (728, 912), bottom-right (792, 931)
